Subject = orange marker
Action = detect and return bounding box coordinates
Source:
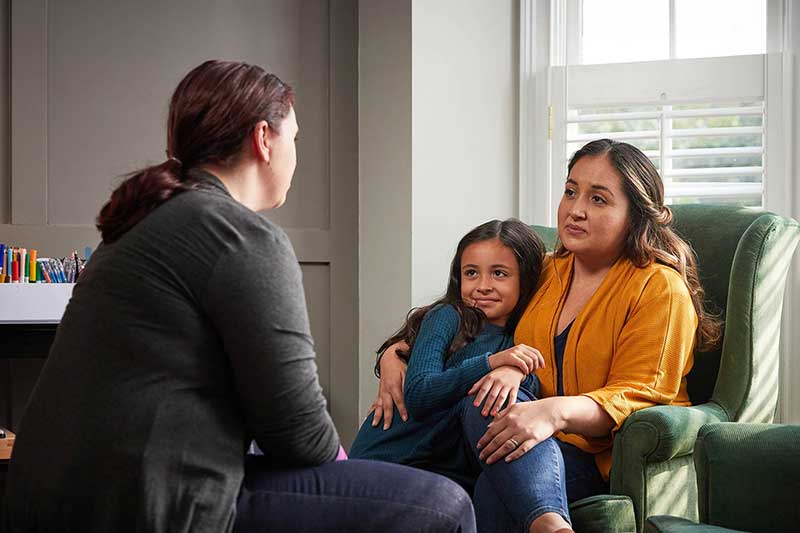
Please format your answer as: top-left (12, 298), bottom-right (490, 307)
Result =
top-left (29, 249), bottom-right (37, 282)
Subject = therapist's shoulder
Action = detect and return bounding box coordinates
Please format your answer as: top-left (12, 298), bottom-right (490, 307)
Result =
top-left (186, 188), bottom-right (292, 251)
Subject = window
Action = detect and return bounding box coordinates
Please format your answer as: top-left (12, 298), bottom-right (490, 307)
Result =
top-left (580, 0), bottom-right (766, 64)
top-left (550, 0), bottom-right (767, 208)
top-left (520, 0), bottom-right (797, 423)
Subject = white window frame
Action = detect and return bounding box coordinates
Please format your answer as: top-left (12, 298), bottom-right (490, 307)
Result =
top-left (518, 0), bottom-right (799, 421)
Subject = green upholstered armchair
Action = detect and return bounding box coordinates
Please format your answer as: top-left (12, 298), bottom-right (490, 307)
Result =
top-left (645, 422), bottom-right (800, 533)
top-left (532, 204), bottom-right (800, 532)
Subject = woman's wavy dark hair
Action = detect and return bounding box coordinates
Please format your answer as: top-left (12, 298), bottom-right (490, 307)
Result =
top-left (374, 219), bottom-right (545, 376)
top-left (556, 138), bottom-right (722, 351)
top-left (96, 60), bottom-right (294, 243)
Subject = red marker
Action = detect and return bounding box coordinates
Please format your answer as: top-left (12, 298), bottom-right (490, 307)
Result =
top-left (12, 251), bottom-right (19, 283)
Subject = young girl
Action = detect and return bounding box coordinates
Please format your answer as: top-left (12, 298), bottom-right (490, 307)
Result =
top-left (349, 218), bottom-right (546, 490)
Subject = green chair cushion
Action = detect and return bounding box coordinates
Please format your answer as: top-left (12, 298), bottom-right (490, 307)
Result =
top-left (569, 494), bottom-right (636, 533)
top-left (695, 423), bottom-right (800, 532)
top-left (645, 516), bottom-right (746, 533)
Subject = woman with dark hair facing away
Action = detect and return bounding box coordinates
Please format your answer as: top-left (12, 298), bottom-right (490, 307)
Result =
top-left (374, 139), bottom-right (721, 533)
top-left (3, 60), bottom-right (475, 533)
top-left (349, 219), bottom-right (546, 491)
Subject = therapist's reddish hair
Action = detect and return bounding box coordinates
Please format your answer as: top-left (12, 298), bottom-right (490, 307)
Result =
top-left (97, 60), bottom-right (294, 243)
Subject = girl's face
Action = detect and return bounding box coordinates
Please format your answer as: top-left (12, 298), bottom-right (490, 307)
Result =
top-left (557, 154), bottom-right (630, 265)
top-left (460, 238), bottom-right (520, 327)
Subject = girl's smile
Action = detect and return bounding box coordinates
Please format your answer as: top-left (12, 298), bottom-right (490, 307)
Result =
top-left (460, 238), bottom-right (521, 327)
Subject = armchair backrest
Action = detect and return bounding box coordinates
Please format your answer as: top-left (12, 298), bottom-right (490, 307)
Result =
top-left (532, 204), bottom-right (799, 422)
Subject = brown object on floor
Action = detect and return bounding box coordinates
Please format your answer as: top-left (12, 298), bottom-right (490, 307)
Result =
top-left (0, 428), bottom-right (15, 461)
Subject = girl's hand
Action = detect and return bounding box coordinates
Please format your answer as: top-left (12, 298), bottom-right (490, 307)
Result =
top-left (468, 366), bottom-right (525, 417)
top-left (368, 341), bottom-right (409, 429)
top-left (477, 398), bottom-right (560, 464)
top-left (488, 344), bottom-right (545, 375)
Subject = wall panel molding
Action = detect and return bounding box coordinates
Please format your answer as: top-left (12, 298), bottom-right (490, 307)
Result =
top-left (10, 0), bottom-right (47, 225)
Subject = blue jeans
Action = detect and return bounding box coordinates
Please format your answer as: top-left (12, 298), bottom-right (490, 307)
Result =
top-left (459, 391), bottom-right (607, 532)
top-left (234, 456), bottom-right (476, 533)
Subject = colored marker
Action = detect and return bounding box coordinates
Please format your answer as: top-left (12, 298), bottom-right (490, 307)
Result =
top-left (38, 260), bottom-right (51, 283)
top-left (20, 248), bottom-right (27, 283)
top-left (11, 251), bottom-right (19, 283)
top-left (29, 249), bottom-right (37, 282)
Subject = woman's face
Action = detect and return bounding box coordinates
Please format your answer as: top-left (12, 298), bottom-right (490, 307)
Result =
top-left (557, 154), bottom-right (630, 265)
top-left (265, 106), bottom-right (299, 208)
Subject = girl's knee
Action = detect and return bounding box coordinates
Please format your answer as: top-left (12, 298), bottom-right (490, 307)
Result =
top-left (460, 396), bottom-right (490, 427)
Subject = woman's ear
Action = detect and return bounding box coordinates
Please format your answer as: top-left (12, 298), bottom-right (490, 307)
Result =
top-left (251, 120), bottom-right (271, 163)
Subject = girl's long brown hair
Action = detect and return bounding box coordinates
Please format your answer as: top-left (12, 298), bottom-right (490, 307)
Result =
top-left (557, 139), bottom-right (722, 351)
top-left (375, 219), bottom-right (545, 376)
top-left (97, 60), bottom-right (294, 243)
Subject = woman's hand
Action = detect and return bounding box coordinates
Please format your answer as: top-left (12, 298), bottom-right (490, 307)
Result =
top-left (368, 341), bottom-right (409, 429)
top-left (477, 398), bottom-right (561, 465)
top-left (488, 344), bottom-right (545, 375)
top-left (468, 366), bottom-right (526, 417)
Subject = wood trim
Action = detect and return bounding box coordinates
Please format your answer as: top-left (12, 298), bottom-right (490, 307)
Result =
top-left (0, 427), bottom-right (15, 461)
top-left (327, 0), bottom-right (359, 446)
top-left (518, 0), bottom-right (553, 225)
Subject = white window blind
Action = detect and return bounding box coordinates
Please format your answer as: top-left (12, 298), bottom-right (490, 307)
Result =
top-left (566, 101), bottom-right (764, 206)
top-left (550, 54), bottom-right (767, 209)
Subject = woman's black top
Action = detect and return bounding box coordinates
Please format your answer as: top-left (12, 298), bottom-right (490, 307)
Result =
top-left (3, 170), bottom-right (339, 533)
top-left (554, 321), bottom-right (574, 396)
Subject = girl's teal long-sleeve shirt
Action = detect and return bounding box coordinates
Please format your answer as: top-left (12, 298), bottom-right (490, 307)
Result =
top-left (350, 304), bottom-right (538, 484)
top-left (404, 304), bottom-right (538, 419)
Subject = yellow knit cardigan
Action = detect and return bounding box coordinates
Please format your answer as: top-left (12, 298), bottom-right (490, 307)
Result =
top-left (515, 253), bottom-right (697, 479)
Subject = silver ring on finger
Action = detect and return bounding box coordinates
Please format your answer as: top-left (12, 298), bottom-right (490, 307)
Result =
top-left (508, 438), bottom-right (520, 449)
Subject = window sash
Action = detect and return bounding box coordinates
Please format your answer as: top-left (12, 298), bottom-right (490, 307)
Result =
top-left (550, 55), bottom-right (766, 207)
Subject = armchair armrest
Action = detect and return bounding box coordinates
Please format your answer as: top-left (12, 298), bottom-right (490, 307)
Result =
top-left (612, 402), bottom-right (727, 468)
top-left (694, 423), bottom-right (800, 531)
top-left (610, 402), bottom-right (727, 531)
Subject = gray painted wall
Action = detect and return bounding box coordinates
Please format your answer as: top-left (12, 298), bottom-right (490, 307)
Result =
top-left (358, 0), bottom-right (414, 421)
top-left (1, 0), bottom-right (361, 446)
top-left (358, 0), bottom-right (520, 416)
top-left (411, 0), bottom-right (519, 306)
top-left (1, 0), bottom-right (521, 442)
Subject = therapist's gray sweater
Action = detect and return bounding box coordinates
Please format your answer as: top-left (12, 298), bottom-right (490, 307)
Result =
top-left (4, 169), bottom-right (339, 533)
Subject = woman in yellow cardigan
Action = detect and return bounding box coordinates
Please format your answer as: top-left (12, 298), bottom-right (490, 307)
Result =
top-left (373, 139), bottom-right (720, 533)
